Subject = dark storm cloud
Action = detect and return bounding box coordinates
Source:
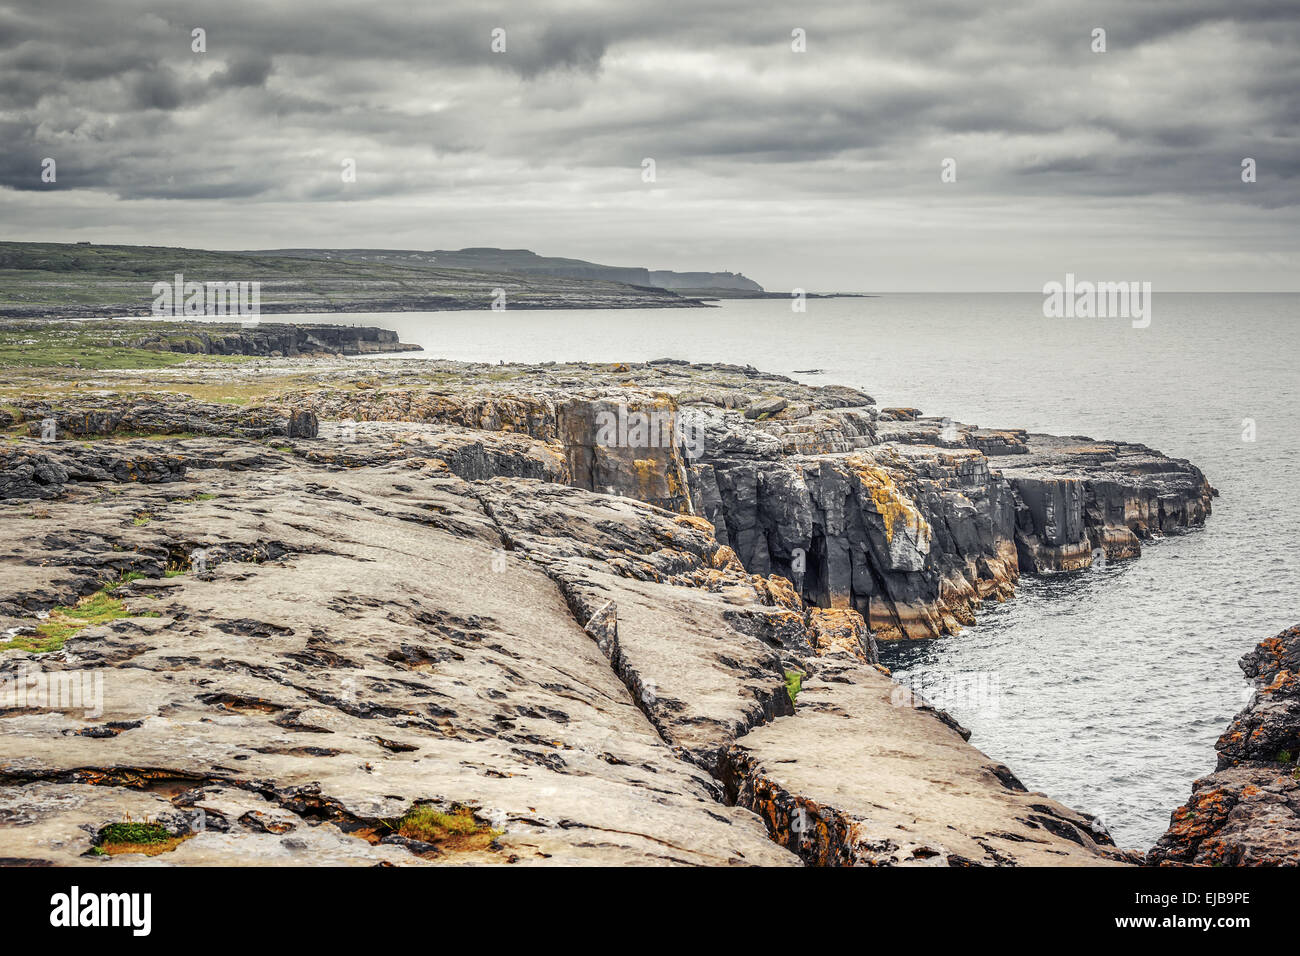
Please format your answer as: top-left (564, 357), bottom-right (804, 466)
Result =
top-left (0, 0), bottom-right (1296, 289)
top-left (131, 65), bottom-right (187, 110)
top-left (213, 54), bottom-right (274, 89)
top-left (513, 25), bottom-right (608, 79)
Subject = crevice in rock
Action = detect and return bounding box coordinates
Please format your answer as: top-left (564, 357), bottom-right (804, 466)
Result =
top-left (465, 482), bottom-right (799, 838)
top-left (718, 746), bottom-right (945, 867)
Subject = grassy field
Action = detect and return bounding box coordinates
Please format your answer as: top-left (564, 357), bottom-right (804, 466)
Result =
top-left (0, 318), bottom-right (259, 369)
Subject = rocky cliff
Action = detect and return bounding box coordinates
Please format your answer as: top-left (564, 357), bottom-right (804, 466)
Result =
top-left (264, 360), bottom-right (1212, 643)
top-left (249, 248), bottom-right (767, 295)
top-left (648, 271), bottom-right (765, 293)
top-left (132, 323), bottom-right (422, 357)
top-left (0, 349), bottom-right (1215, 865)
top-left (1149, 624), bottom-right (1300, 866)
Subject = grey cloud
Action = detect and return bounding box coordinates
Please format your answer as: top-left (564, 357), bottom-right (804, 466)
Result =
top-left (513, 25), bottom-right (608, 78)
top-left (130, 65), bottom-right (188, 110)
top-left (213, 54), bottom-right (274, 88)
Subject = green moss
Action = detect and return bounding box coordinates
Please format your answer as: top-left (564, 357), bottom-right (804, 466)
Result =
top-left (4, 576), bottom-right (160, 654)
top-left (1278, 750), bottom-right (1293, 764)
top-left (100, 821), bottom-right (173, 846)
top-left (96, 819), bottom-right (189, 856)
top-left (173, 492), bottom-right (215, 503)
top-left (784, 670), bottom-right (803, 704)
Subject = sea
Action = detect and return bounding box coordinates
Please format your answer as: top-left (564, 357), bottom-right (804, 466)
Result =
top-left (278, 293), bottom-right (1300, 850)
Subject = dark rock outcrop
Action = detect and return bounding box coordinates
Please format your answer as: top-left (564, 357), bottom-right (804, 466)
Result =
top-left (0, 444), bottom-right (187, 499)
top-left (1149, 624), bottom-right (1300, 866)
top-left (2, 396), bottom-right (317, 452)
top-left (687, 402), bottom-right (1212, 641)
top-left (134, 324), bottom-right (421, 357)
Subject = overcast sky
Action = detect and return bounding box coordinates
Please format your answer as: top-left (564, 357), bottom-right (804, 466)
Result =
top-left (2, 0), bottom-right (1297, 291)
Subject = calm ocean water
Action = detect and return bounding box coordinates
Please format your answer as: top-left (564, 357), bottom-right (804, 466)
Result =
top-left (292, 293), bottom-right (1299, 850)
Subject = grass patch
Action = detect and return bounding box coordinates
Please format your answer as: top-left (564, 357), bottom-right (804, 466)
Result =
top-left (3, 576), bottom-right (159, 654)
top-left (0, 344), bottom-right (207, 370)
top-left (95, 820), bottom-right (189, 857)
top-left (385, 804), bottom-right (500, 852)
top-left (0, 317), bottom-right (262, 370)
top-left (82, 430), bottom-right (202, 441)
top-left (149, 375), bottom-right (316, 407)
top-left (784, 670), bottom-right (803, 704)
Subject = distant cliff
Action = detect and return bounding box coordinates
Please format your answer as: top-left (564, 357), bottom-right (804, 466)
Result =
top-left (649, 270), bottom-right (765, 293)
top-left (251, 247), bottom-right (767, 295)
top-left (425, 249), bottom-right (767, 293)
top-left (426, 248), bottom-right (652, 286)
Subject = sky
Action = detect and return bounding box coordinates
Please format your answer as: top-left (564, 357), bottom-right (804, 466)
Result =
top-left (1, 0), bottom-right (1297, 291)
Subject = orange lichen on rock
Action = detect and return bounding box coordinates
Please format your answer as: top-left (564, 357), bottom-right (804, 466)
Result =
top-left (754, 573), bottom-right (803, 610)
top-left (844, 455), bottom-right (931, 549)
top-left (674, 513), bottom-right (716, 534)
top-left (806, 607), bottom-right (874, 662)
top-left (709, 545), bottom-right (746, 573)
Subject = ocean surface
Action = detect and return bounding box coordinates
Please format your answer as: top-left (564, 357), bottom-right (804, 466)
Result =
top-left (283, 293), bottom-right (1299, 850)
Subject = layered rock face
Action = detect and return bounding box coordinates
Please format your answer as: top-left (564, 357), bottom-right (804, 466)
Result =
top-left (3, 360), bottom-right (1212, 646)
top-left (691, 424), bottom-right (1024, 641)
top-left (275, 360), bottom-right (1213, 643)
top-left (134, 324), bottom-right (422, 357)
top-left (1149, 624), bottom-right (1300, 866)
top-left (663, 369), bottom-right (1211, 641)
top-left (996, 435), bottom-right (1214, 573)
top-left (3, 396), bottom-right (318, 446)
